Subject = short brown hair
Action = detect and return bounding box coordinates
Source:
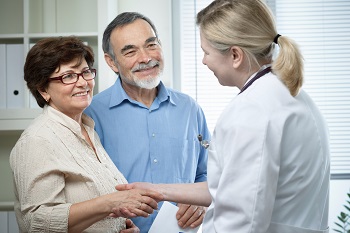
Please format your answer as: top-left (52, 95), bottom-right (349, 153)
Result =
top-left (24, 36), bottom-right (95, 108)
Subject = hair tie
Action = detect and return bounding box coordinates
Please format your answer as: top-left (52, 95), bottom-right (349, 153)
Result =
top-left (273, 34), bottom-right (281, 44)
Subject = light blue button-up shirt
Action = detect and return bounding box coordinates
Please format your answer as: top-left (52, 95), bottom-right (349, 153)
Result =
top-left (85, 78), bottom-right (210, 232)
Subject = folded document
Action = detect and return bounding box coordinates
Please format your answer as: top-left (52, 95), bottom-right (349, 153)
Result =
top-left (149, 201), bottom-right (201, 233)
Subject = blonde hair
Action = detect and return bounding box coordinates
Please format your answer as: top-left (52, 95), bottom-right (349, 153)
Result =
top-left (196, 0), bottom-right (303, 96)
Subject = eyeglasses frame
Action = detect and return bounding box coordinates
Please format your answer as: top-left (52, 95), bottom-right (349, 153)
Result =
top-left (48, 68), bottom-right (97, 84)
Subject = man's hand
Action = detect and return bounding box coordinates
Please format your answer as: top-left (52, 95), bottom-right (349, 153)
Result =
top-left (120, 219), bottom-right (140, 233)
top-left (176, 203), bottom-right (206, 229)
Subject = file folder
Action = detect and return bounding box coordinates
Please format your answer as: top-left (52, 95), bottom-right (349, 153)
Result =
top-left (0, 44), bottom-right (6, 109)
top-left (6, 44), bottom-right (25, 108)
top-left (28, 43), bottom-right (40, 109)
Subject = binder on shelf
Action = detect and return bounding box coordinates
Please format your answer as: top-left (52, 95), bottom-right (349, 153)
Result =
top-left (6, 44), bottom-right (25, 109)
top-left (28, 43), bottom-right (40, 109)
top-left (0, 44), bottom-right (6, 109)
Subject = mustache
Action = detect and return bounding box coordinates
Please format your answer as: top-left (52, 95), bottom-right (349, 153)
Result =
top-left (131, 60), bottom-right (160, 72)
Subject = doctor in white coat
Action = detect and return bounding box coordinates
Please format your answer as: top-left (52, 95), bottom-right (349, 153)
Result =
top-left (116, 0), bottom-right (331, 232)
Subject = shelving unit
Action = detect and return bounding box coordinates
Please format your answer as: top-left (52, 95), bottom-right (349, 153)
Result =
top-left (0, 0), bottom-right (117, 131)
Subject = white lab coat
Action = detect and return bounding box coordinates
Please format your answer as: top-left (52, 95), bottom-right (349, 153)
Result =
top-left (202, 72), bottom-right (330, 233)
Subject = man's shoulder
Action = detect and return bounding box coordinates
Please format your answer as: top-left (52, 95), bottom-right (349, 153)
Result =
top-left (92, 85), bottom-right (114, 101)
top-left (166, 87), bottom-right (196, 103)
top-left (85, 86), bottom-right (114, 116)
top-left (89, 85), bottom-right (117, 110)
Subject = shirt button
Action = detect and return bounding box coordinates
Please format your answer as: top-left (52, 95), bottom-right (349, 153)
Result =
top-left (152, 133), bottom-right (155, 137)
top-left (153, 159), bottom-right (158, 163)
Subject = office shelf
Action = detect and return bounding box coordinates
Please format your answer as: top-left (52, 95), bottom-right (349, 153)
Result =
top-left (0, 0), bottom-right (116, 131)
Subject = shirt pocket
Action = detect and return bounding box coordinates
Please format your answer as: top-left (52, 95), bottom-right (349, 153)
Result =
top-left (156, 137), bottom-right (200, 183)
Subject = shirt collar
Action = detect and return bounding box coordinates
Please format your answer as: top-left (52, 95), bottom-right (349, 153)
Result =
top-left (109, 77), bottom-right (175, 108)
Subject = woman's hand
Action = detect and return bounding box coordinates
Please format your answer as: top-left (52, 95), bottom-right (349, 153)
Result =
top-left (116, 182), bottom-right (211, 207)
top-left (107, 188), bottom-right (163, 218)
top-left (115, 182), bottom-right (163, 202)
top-left (116, 183), bottom-right (207, 229)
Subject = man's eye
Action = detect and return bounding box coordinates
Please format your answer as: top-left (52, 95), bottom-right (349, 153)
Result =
top-left (124, 50), bottom-right (136, 56)
top-left (148, 43), bottom-right (158, 48)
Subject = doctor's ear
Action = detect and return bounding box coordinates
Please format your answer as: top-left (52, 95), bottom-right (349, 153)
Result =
top-left (230, 46), bottom-right (244, 68)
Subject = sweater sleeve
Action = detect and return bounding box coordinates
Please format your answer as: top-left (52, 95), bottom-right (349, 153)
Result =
top-left (10, 134), bottom-right (71, 232)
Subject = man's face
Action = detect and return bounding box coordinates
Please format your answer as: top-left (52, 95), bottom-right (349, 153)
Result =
top-left (109, 19), bottom-right (164, 89)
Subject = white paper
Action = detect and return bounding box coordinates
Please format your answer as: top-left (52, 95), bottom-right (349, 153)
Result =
top-left (149, 201), bottom-right (200, 233)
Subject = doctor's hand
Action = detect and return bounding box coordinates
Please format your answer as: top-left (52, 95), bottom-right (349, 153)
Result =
top-left (176, 204), bottom-right (206, 229)
top-left (115, 183), bottom-right (164, 203)
top-left (107, 189), bottom-right (162, 218)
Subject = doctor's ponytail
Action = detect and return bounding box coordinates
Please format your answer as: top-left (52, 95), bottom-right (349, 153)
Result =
top-left (196, 0), bottom-right (304, 97)
top-left (272, 35), bottom-right (304, 96)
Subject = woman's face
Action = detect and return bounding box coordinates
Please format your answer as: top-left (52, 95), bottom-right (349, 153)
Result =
top-left (200, 31), bottom-right (236, 86)
top-left (41, 59), bottom-right (94, 120)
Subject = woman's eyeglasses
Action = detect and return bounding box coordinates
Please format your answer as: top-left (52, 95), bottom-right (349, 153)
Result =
top-left (49, 68), bottom-right (96, 84)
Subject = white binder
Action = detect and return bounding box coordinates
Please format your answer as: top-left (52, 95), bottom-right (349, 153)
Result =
top-left (6, 44), bottom-right (25, 108)
top-left (0, 44), bottom-right (6, 109)
top-left (28, 43), bottom-right (40, 109)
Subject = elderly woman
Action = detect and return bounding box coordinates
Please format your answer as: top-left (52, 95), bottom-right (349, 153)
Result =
top-left (10, 36), bottom-right (161, 233)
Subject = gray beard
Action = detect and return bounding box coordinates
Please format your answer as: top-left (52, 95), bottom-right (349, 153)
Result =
top-left (135, 74), bottom-right (161, 89)
top-left (120, 72), bottom-right (163, 90)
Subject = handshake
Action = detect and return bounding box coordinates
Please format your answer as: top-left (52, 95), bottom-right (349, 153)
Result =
top-left (109, 182), bottom-right (164, 218)
top-left (110, 182), bottom-right (210, 229)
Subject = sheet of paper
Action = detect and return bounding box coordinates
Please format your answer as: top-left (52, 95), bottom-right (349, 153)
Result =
top-left (149, 201), bottom-right (200, 233)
